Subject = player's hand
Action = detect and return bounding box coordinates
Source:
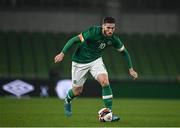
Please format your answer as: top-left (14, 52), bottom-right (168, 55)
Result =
top-left (129, 68), bottom-right (138, 80)
top-left (54, 52), bottom-right (64, 63)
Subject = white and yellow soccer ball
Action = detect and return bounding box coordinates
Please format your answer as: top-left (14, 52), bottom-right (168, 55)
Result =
top-left (98, 108), bottom-right (112, 122)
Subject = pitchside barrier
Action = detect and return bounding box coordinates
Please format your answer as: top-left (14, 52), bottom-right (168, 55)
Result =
top-left (0, 78), bottom-right (180, 99)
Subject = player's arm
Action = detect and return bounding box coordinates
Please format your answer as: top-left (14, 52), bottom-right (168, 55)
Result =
top-left (117, 46), bottom-right (138, 79)
top-left (62, 36), bottom-right (81, 54)
top-left (54, 27), bottom-right (94, 63)
top-left (54, 36), bottom-right (81, 63)
top-left (117, 46), bottom-right (132, 69)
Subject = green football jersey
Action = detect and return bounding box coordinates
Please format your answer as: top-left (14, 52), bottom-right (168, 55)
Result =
top-left (72, 26), bottom-right (124, 63)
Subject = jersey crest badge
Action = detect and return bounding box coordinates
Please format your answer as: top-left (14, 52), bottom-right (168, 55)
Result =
top-left (107, 41), bottom-right (112, 45)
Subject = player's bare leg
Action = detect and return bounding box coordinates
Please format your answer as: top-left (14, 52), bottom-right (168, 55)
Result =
top-left (97, 74), bottom-right (120, 122)
top-left (64, 86), bottom-right (83, 117)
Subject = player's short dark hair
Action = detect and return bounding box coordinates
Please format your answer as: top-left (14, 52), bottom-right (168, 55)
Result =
top-left (102, 17), bottom-right (115, 24)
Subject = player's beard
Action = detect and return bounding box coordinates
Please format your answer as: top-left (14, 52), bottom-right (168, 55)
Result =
top-left (105, 31), bottom-right (113, 37)
top-left (103, 30), bottom-right (113, 37)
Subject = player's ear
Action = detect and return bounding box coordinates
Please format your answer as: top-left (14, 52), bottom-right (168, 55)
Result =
top-left (102, 24), bottom-right (105, 29)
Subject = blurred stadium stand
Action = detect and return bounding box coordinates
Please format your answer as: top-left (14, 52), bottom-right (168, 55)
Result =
top-left (0, 0), bottom-right (179, 82)
top-left (0, 31), bottom-right (179, 82)
top-left (0, 0), bottom-right (179, 13)
top-left (0, 0), bottom-right (180, 99)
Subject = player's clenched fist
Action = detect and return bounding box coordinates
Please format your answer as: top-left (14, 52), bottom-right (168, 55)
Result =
top-left (54, 52), bottom-right (65, 63)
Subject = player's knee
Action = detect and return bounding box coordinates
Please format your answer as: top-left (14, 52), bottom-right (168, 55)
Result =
top-left (97, 74), bottom-right (109, 86)
top-left (72, 86), bottom-right (83, 96)
top-left (99, 78), bottom-right (109, 86)
top-left (74, 90), bottom-right (82, 96)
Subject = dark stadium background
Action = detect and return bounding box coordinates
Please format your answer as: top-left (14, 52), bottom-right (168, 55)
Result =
top-left (0, 0), bottom-right (180, 127)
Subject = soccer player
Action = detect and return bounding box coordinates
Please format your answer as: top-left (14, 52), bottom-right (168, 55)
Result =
top-left (54, 17), bottom-right (138, 121)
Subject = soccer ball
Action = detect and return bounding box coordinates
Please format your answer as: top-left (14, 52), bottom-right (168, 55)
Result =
top-left (98, 108), bottom-right (112, 122)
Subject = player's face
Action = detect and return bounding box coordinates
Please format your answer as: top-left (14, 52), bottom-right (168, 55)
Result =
top-left (102, 23), bottom-right (115, 37)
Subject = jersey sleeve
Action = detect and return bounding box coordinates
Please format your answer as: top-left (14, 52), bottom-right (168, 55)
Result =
top-left (113, 37), bottom-right (125, 51)
top-left (78, 26), bottom-right (96, 42)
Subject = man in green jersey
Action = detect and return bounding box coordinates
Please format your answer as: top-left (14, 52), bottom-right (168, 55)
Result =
top-left (54, 17), bottom-right (138, 121)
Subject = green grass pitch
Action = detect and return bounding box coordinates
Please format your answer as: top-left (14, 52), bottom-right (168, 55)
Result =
top-left (0, 97), bottom-right (180, 127)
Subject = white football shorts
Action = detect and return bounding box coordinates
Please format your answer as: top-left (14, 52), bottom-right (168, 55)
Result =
top-left (72, 57), bottom-right (108, 87)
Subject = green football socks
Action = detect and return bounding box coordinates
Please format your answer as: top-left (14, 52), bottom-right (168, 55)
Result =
top-left (66, 89), bottom-right (75, 103)
top-left (102, 85), bottom-right (113, 110)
